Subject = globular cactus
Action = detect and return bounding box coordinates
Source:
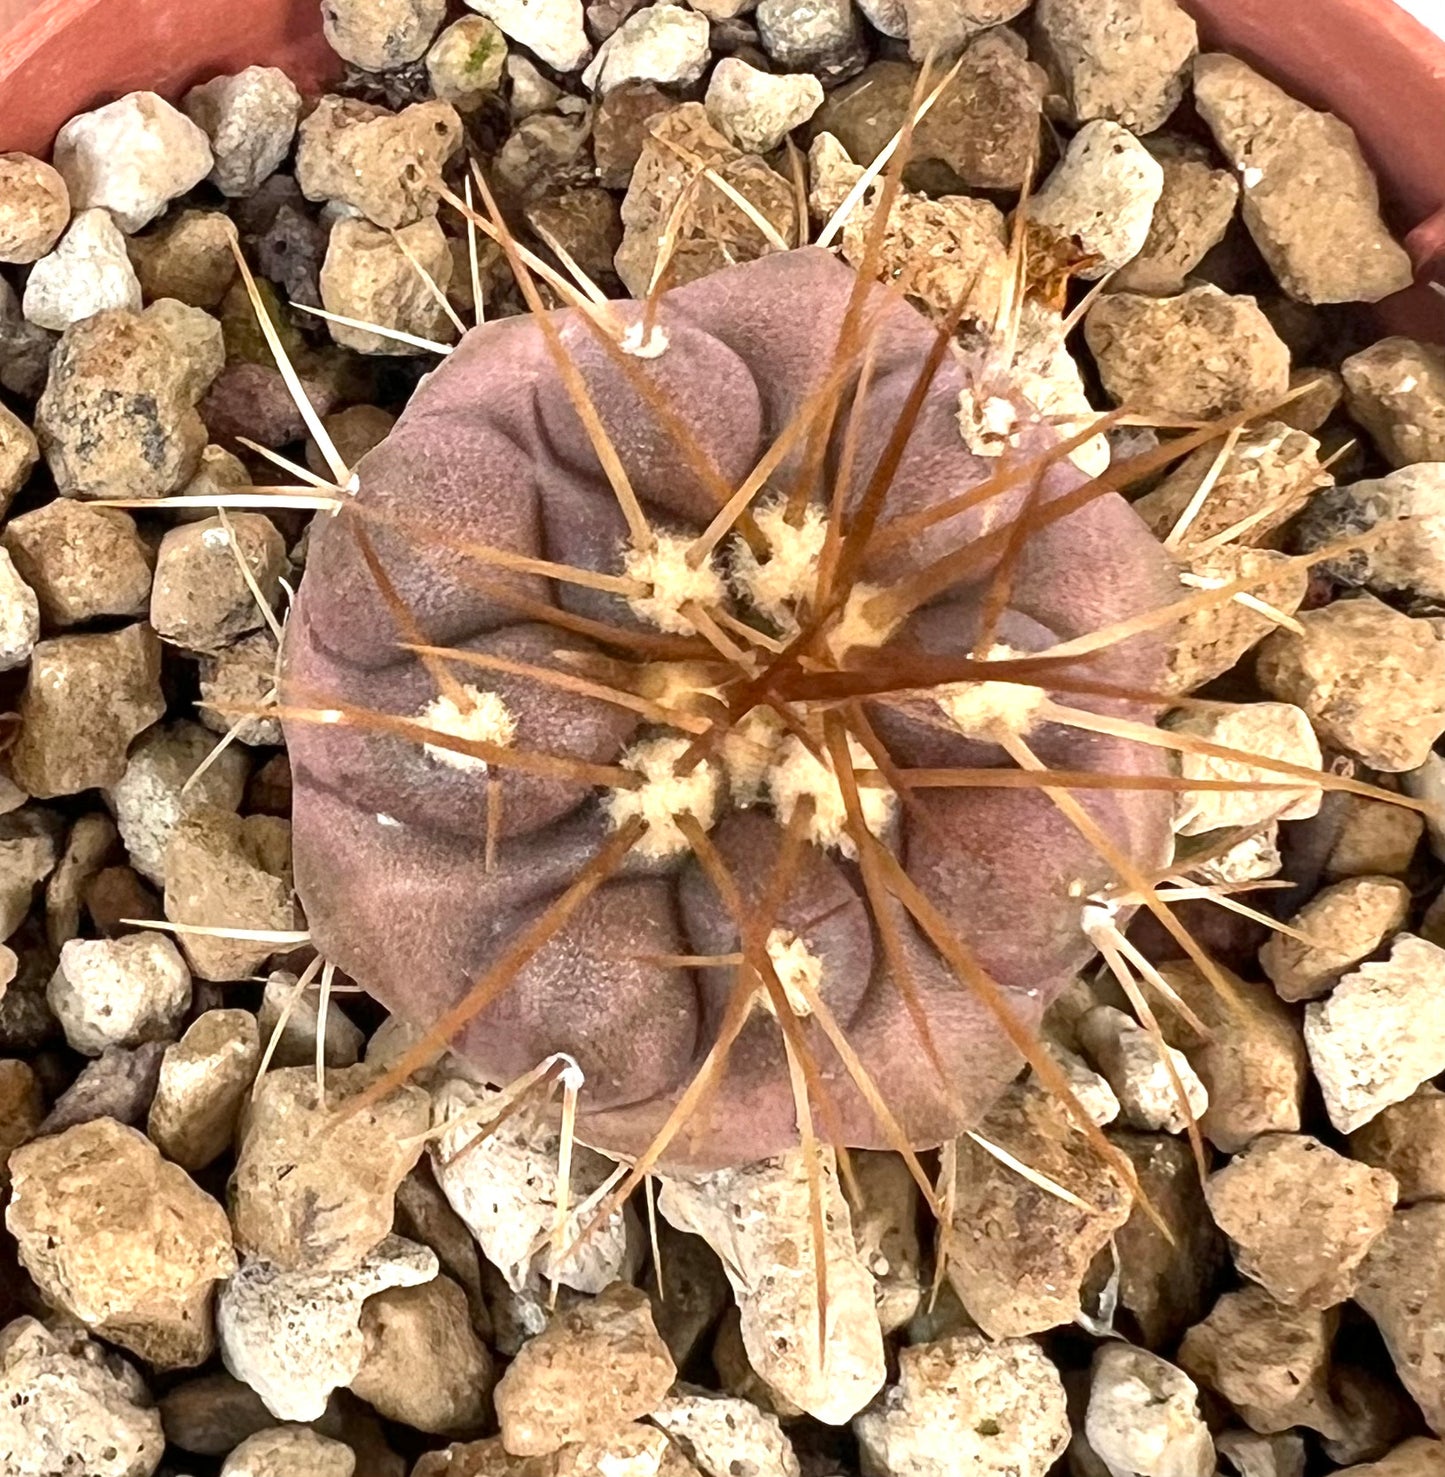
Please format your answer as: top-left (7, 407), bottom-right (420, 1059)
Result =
top-left (283, 245), bottom-right (1181, 1170)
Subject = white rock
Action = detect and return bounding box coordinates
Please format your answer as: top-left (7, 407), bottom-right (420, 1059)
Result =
top-left (854, 1333), bottom-right (1070, 1477)
top-left (148, 1007), bottom-right (261, 1172)
top-left (1027, 119), bottom-right (1163, 277)
top-left (855, 0), bottom-right (908, 37)
top-left (659, 1148), bottom-right (885, 1425)
top-left (1305, 933), bottom-right (1445, 1133)
top-left (1079, 1004), bottom-right (1209, 1134)
top-left (48, 931), bottom-right (192, 1056)
top-left (217, 1236), bottom-right (438, 1421)
top-left (183, 67), bottom-right (303, 199)
top-left (652, 1389), bottom-right (800, 1477)
top-left (221, 1426), bottom-right (356, 1477)
top-left (704, 58), bottom-right (824, 155)
top-left (0, 547), bottom-right (39, 671)
top-left (53, 91), bottom-right (214, 233)
top-left (1043, 1039), bottom-right (1121, 1126)
top-left (464, 0), bottom-right (590, 71)
top-left (1086, 1345), bottom-right (1214, 1477)
top-left (583, 4), bottom-right (710, 94)
top-left (22, 209), bottom-right (142, 331)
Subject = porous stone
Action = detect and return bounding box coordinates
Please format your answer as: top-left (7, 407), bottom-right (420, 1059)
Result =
top-left (647, 1224), bottom-right (729, 1370)
top-left (1261, 876), bottom-right (1411, 1003)
top-left (40, 1040), bottom-right (166, 1135)
top-left (1305, 933), bottom-right (1445, 1135)
top-left (855, 1333), bottom-right (1070, 1477)
top-left (1342, 338), bottom-right (1445, 469)
top-left (465, 0), bottom-right (590, 71)
top-left (1193, 54), bottom-right (1413, 305)
top-left (1085, 1345), bottom-right (1213, 1477)
top-left (1077, 1004), bottom-right (1209, 1133)
top-left (9, 624), bottom-right (164, 798)
top-left (319, 216), bottom-right (455, 355)
top-left (1338, 1443), bottom-right (1445, 1477)
top-left (53, 91), bottom-right (214, 233)
top-left (1035, 0), bottom-right (1198, 133)
top-left (1085, 286), bottom-right (1291, 420)
top-left (584, 4), bottom-right (710, 93)
top-left (128, 208), bottom-right (240, 307)
top-left (2, 498), bottom-right (154, 627)
top-left (1044, 1040), bottom-right (1120, 1127)
top-left (0, 1317), bottom-right (165, 1477)
top-left (1351, 1086), bottom-right (1445, 1206)
top-left (256, 970), bottom-right (364, 1070)
top-left (198, 631), bottom-right (284, 746)
top-left (202, 362), bottom-right (336, 449)
top-left (0, 548), bottom-right (39, 671)
top-left (48, 931), bottom-right (192, 1055)
top-left (1111, 144), bottom-right (1238, 296)
top-left (0, 807), bottom-right (63, 941)
top-left (150, 513), bottom-right (287, 654)
top-left (322, 0), bottom-right (445, 70)
top-left (846, 1149), bottom-right (924, 1335)
top-left (1326, 797), bottom-right (1425, 881)
top-left (183, 67), bottom-right (303, 198)
top-left (0, 152), bottom-right (70, 263)
top-left (148, 1007), bottom-right (261, 1171)
top-left (221, 1425), bottom-right (357, 1477)
top-left (217, 1235), bottom-right (438, 1421)
top-left (6, 1118), bottom-right (236, 1368)
top-left (1257, 597), bottom-right (1445, 773)
top-left (494, 1282), bottom-right (675, 1456)
top-left (756, 0), bottom-right (866, 83)
top-left (22, 208), bottom-right (142, 331)
top-left (0, 1058), bottom-right (42, 1185)
top-left (651, 1390), bottom-right (800, 1477)
top-left (427, 17), bottom-right (509, 110)
top-left (1027, 120), bottom-right (1163, 278)
top-left (0, 400), bottom-right (39, 511)
top-left (705, 58), bottom-right (823, 155)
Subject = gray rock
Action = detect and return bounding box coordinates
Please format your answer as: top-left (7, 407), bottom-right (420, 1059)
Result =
top-left (464, 0), bottom-right (591, 72)
top-left (756, 0), bottom-right (867, 85)
top-left (183, 67), bottom-right (303, 198)
top-left (22, 208), bottom-right (142, 331)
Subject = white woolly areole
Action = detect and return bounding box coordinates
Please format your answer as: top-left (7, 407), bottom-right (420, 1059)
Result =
top-left (621, 320), bottom-right (669, 358)
top-left (731, 500), bottom-right (828, 629)
top-left (721, 706), bottom-right (785, 807)
top-left (957, 387), bottom-right (1021, 459)
top-left (623, 533), bottom-right (728, 635)
top-left (603, 733), bottom-right (722, 859)
top-left (766, 732), bottom-right (895, 858)
top-left (418, 686), bottom-right (518, 772)
top-left (934, 643), bottom-right (1048, 743)
top-left (823, 582), bottom-right (903, 663)
top-left (757, 927), bottom-right (822, 1018)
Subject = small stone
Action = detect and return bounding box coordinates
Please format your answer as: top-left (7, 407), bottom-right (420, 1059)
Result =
top-left (705, 59), bottom-right (823, 155)
top-left (756, 0), bottom-right (866, 84)
top-left (1043, 1040), bottom-right (1120, 1127)
top-left (594, 82), bottom-right (674, 189)
top-left (1326, 797), bottom-right (1424, 881)
top-left (0, 549), bottom-right (39, 671)
top-left (1193, 54), bottom-right (1412, 305)
top-left (897, 0), bottom-right (1028, 58)
top-left (2, 499), bottom-right (153, 628)
top-left (0, 1059), bottom-right (43, 1185)
top-left (350, 1275), bottom-right (494, 1435)
top-left (1354, 1204), bottom-right (1445, 1434)
top-left (494, 110), bottom-right (595, 205)
top-left (0, 1317), bottom-right (165, 1477)
top-left (0, 400), bottom-right (39, 512)
top-left (48, 931), bottom-right (192, 1055)
top-left (256, 970), bottom-right (364, 1070)
top-left (428, 17), bottom-right (508, 110)
top-left (1339, 1443), bottom-right (1445, 1477)
top-left (1111, 144), bottom-right (1238, 296)
top-left (221, 1425), bottom-right (357, 1477)
top-left (319, 216), bottom-right (455, 355)
top-left (323, 0), bottom-right (445, 71)
top-left (198, 632), bottom-right (284, 747)
top-left (150, 513), bottom-right (287, 653)
top-left (40, 1041), bottom-right (166, 1135)
top-left (86, 864), bottom-right (163, 937)
top-left (0, 278), bottom-right (54, 399)
top-left (1351, 1086), bottom-right (1445, 1206)
top-left (1305, 933), bottom-right (1445, 1135)
top-left (1206, 1134), bottom-right (1398, 1309)
top-left (651, 1389), bottom-right (799, 1477)
top-left (1261, 876), bottom-right (1411, 1003)
top-left (128, 208), bottom-right (240, 307)
top-left (526, 187), bottom-right (622, 293)
top-left (659, 1149), bottom-right (884, 1425)
top-left (466, 0), bottom-right (590, 71)
top-left (1342, 338), bottom-right (1445, 469)
top-left (1078, 1004), bottom-right (1208, 1134)
top-left (163, 806), bottom-right (297, 981)
top-left (946, 1078), bottom-right (1133, 1337)
top-left (296, 96), bottom-right (463, 229)
top-left (9, 624), bottom-right (164, 799)
top-left (148, 1007), bottom-right (261, 1171)
top-left (1257, 597), bottom-right (1445, 773)
top-left (202, 362), bottom-right (337, 449)
top-left (1035, 0), bottom-right (1197, 133)
top-left (0, 153), bottom-right (70, 264)
top-left (183, 67), bottom-right (303, 199)
top-left (1085, 1345), bottom-right (1214, 1477)
top-left (855, 1333), bottom-right (1070, 1477)
top-left (495, 1282), bottom-right (675, 1456)
top-left (1280, 366), bottom-right (1345, 432)
top-left (647, 1224), bottom-right (729, 1369)
top-left (217, 1235), bottom-right (438, 1421)
top-left (1085, 286), bottom-right (1291, 420)
top-left (846, 1150), bottom-right (924, 1335)
top-left (584, 4), bottom-right (710, 94)
top-left (22, 208), bottom-right (142, 332)
top-left (0, 807), bottom-right (63, 940)
top-left (7, 1118), bottom-right (236, 1367)
top-left (1217, 1431), bottom-right (1308, 1477)
top-left (53, 91), bottom-right (214, 233)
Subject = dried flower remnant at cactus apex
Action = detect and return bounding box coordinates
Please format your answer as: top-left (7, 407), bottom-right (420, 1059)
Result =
top-left (283, 246), bottom-right (1182, 1170)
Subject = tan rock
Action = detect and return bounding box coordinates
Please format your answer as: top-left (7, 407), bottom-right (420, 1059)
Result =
top-left (651, 1390), bottom-right (799, 1477)
top-left (846, 1149), bottom-right (924, 1335)
top-left (1342, 338), bottom-right (1445, 469)
top-left (0, 152), bottom-right (70, 263)
top-left (198, 630), bottom-right (283, 747)
top-left (150, 513), bottom-right (286, 655)
top-left (427, 17), bottom-right (509, 112)
top-left (1077, 1004), bottom-right (1208, 1133)
top-left (1112, 142), bottom-right (1238, 296)
top-left (127, 208), bottom-right (239, 307)
top-left (1217, 1430), bottom-right (1307, 1477)
top-left (1261, 876), bottom-right (1410, 1002)
top-left (319, 216), bottom-right (455, 356)
top-left (1338, 1440), bottom-right (1445, 1477)
top-left (43, 813), bottom-right (119, 950)
top-left (1350, 1086), bottom-right (1445, 1206)
top-left (0, 401), bottom-right (39, 513)
top-left (221, 1424), bottom-right (356, 1477)
top-left (148, 1007), bottom-right (261, 1171)
top-left (0, 1058), bottom-right (43, 1186)
top-left (3, 499), bottom-right (154, 627)
top-left (0, 806), bottom-right (64, 939)
top-left (1325, 797), bottom-right (1424, 881)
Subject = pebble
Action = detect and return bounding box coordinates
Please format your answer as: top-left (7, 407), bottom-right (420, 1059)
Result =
top-left (47, 930), bottom-right (192, 1055)
top-left (349, 1274), bottom-right (494, 1435)
top-left (846, 1149), bottom-right (924, 1335)
top-left (946, 1078), bottom-right (1133, 1337)
top-left (659, 1148), bottom-right (885, 1425)
top-left (232, 1063), bottom-right (427, 1270)
top-left (162, 806), bottom-right (297, 981)
top-left (705, 58), bottom-right (823, 155)
top-left (202, 362), bottom-right (337, 449)
top-left (323, 0), bottom-right (445, 71)
top-left (1354, 1204), bottom-right (1445, 1433)
top-left (35, 305), bottom-right (218, 500)
top-left (0, 277), bottom-right (54, 399)
top-left (183, 67), bottom-right (303, 199)
top-left (148, 1007), bottom-right (261, 1170)
top-left (127, 209), bottom-right (240, 308)
top-left (1027, 120), bottom-right (1163, 278)
top-left (1085, 1345), bottom-right (1214, 1477)
top-left (427, 17), bottom-right (509, 110)
top-left (53, 91), bottom-right (214, 233)
top-left (1217, 1431), bottom-right (1308, 1477)
top-left (651, 1389), bottom-right (800, 1477)
top-left (9, 624), bottom-right (165, 798)
top-left (1084, 286), bottom-right (1291, 420)
top-left (1326, 797), bottom-right (1424, 881)
top-left (0, 548), bottom-right (39, 671)
top-left (6, 1118), bottom-right (236, 1368)
top-left (319, 216), bottom-right (455, 355)
top-left (1341, 338), bottom-right (1445, 468)
top-left (40, 1040), bottom-right (167, 1135)
top-left (1193, 54), bottom-right (1413, 305)
top-left (256, 970), bottom-right (364, 1070)
top-left (2, 498), bottom-right (153, 627)
top-left (1112, 143), bottom-right (1239, 296)
top-left (109, 720), bottom-right (249, 888)
top-left (1305, 933), bottom-right (1445, 1134)
top-left (855, 1333), bottom-right (1070, 1477)
top-left (198, 632), bottom-right (284, 746)
top-left (756, 0), bottom-right (866, 84)
top-left (494, 1282), bottom-right (675, 1455)
top-left (1350, 1086), bottom-right (1445, 1206)
top-left (584, 4), bottom-right (710, 93)
top-left (465, 0), bottom-right (591, 72)
top-left (0, 152), bottom-right (70, 264)
top-left (217, 1235), bottom-right (438, 1421)
top-left (1339, 1444), bottom-right (1445, 1477)
top-left (1078, 1004), bottom-right (1209, 1133)
top-left (0, 807), bottom-right (63, 941)
top-left (22, 207), bottom-right (142, 332)
top-left (1259, 597), bottom-right (1445, 772)
top-left (296, 96), bottom-right (464, 229)
top-left (1260, 876), bottom-right (1411, 1002)
top-left (0, 400), bottom-right (39, 511)
top-left (221, 1425), bottom-right (357, 1477)
top-left (150, 512), bottom-right (287, 654)
top-left (0, 1317), bottom-right (165, 1477)
top-left (594, 81), bottom-right (672, 188)
top-left (1206, 1133), bottom-right (1397, 1309)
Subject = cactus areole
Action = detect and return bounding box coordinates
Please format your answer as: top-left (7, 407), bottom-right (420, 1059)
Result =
top-left (283, 248), bottom-right (1178, 1169)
